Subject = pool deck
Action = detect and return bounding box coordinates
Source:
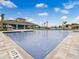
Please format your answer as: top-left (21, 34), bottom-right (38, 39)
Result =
top-left (45, 31), bottom-right (79, 59)
top-left (0, 32), bottom-right (34, 59)
top-left (1, 31), bottom-right (79, 59)
top-left (1, 29), bottom-right (34, 33)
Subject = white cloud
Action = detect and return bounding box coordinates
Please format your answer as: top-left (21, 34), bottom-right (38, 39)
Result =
top-left (63, 3), bottom-right (74, 9)
top-left (38, 12), bottom-right (48, 16)
top-left (25, 17), bottom-right (28, 19)
top-left (73, 2), bottom-right (79, 5)
top-left (27, 18), bottom-right (34, 22)
top-left (54, 8), bottom-right (60, 12)
top-left (9, 17), bottom-right (14, 20)
top-left (17, 12), bottom-right (21, 15)
top-left (54, 7), bottom-right (69, 14)
top-left (63, 0), bottom-right (79, 10)
top-left (71, 16), bottom-right (79, 23)
top-left (60, 9), bottom-right (69, 14)
top-left (54, 0), bottom-right (79, 15)
top-left (35, 3), bottom-right (48, 8)
top-left (0, 16), bottom-right (1, 21)
top-left (0, 0), bottom-right (17, 8)
top-left (75, 16), bottom-right (79, 20)
top-left (25, 17), bottom-right (34, 22)
top-left (60, 16), bottom-right (68, 20)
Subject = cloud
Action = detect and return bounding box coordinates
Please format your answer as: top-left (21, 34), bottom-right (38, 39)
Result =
top-left (35, 3), bottom-right (48, 8)
top-left (27, 18), bottom-right (34, 22)
top-left (60, 16), bottom-right (68, 20)
top-left (60, 9), bottom-right (69, 14)
top-left (73, 2), bottom-right (79, 5)
top-left (75, 16), bottom-right (79, 20)
top-left (71, 16), bottom-right (79, 23)
top-left (0, 0), bottom-right (17, 8)
top-left (54, 0), bottom-right (79, 15)
top-left (38, 12), bottom-right (48, 16)
top-left (54, 8), bottom-right (60, 12)
top-left (54, 8), bottom-right (69, 14)
top-left (63, 0), bottom-right (79, 10)
top-left (63, 3), bottom-right (74, 9)
top-left (0, 16), bottom-right (1, 20)
top-left (25, 17), bottom-right (34, 22)
top-left (17, 12), bottom-right (21, 15)
top-left (9, 17), bottom-right (14, 20)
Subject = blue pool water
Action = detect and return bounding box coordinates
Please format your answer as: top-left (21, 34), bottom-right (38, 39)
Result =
top-left (5, 30), bottom-right (69, 59)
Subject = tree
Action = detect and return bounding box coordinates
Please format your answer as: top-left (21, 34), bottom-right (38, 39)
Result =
top-left (62, 21), bottom-right (67, 29)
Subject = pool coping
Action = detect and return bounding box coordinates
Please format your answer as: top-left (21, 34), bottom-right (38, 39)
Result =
top-left (0, 32), bottom-right (34, 59)
top-left (44, 31), bottom-right (73, 59)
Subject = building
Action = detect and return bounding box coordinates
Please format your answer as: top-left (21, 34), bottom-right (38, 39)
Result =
top-left (3, 19), bottom-right (38, 30)
top-left (66, 23), bottom-right (79, 30)
top-left (0, 14), bottom-right (39, 31)
top-left (70, 23), bottom-right (79, 29)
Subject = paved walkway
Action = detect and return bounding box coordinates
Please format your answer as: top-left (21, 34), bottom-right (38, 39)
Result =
top-left (45, 32), bottom-right (79, 59)
top-left (0, 32), bottom-right (34, 59)
top-left (2, 29), bottom-right (34, 33)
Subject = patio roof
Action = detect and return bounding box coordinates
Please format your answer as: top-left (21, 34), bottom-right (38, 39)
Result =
top-left (3, 20), bottom-right (38, 26)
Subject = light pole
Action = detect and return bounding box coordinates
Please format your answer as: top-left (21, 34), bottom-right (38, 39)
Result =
top-left (0, 14), bottom-right (4, 30)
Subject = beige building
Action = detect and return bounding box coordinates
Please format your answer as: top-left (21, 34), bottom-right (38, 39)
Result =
top-left (66, 23), bottom-right (79, 29)
top-left (0, 14), bottom-right (38, 31)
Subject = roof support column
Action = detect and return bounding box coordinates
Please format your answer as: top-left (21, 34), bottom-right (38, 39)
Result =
top-left (24, 25), bottom-right (26, 29)
top-left (7, 24), bottom-right (9, 31)
top-left (16, 24), bottom-right (18, 30)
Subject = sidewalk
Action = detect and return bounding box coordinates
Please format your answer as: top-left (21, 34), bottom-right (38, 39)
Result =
top-left (45, 32), bottom-right (79, 59)
top-left (0, 32), bottom-right (34, 59)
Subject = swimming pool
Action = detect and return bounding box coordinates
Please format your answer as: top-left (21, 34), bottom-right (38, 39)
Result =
top-left (5, 30), bottom-right (70, 59)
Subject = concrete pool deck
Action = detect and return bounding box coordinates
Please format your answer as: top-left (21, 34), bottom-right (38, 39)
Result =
top-left (1, 29), bottom-right (34, 33)
top-left (45, 31), bottom-right (79, 59)
top-left (1, 31), bottom-right (79, 59)
top-left (0, 32), bottom-right (34, 59)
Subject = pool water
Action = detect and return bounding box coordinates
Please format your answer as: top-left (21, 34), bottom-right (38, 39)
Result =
top-left (5, 30), bottom-right (70, 59)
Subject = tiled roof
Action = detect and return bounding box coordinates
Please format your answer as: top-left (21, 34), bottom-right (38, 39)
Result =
top-left (3, 20), bottom-right (38, 26)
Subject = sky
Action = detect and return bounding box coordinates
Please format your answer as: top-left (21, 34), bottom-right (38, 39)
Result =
top-left (0, 0), bottom-right (79, 26)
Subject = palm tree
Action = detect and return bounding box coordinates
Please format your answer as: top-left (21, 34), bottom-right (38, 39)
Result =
top-left (62, 21), bottom-right (67, 29)
top-left (46, 21), bottom-right (48, 27)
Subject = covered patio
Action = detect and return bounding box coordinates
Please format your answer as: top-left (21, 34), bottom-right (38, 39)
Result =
top-left (3, 20), bottom-right (38, 31)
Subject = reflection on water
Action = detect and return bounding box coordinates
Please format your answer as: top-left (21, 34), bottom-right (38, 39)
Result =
top-left (5, 30), bottom-right (69, 59)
